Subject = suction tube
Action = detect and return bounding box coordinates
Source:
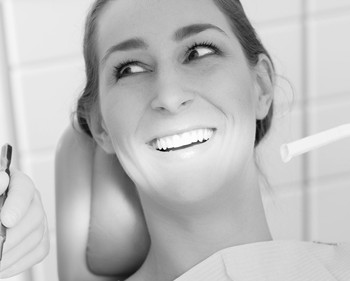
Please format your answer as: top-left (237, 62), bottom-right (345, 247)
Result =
top-left (280, 123), bottom-right (350, 163)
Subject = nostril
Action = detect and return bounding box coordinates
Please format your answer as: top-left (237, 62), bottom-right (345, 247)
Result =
top-left (181, 99), bottom-right (192, 107)
top-left (151, 91), bottom-right (195, 113)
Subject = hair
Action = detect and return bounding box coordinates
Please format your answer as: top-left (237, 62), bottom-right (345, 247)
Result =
top-left (75, 0), bottom-right (275, 147)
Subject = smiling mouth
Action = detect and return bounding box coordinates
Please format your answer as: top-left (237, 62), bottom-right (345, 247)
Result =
top-left (149, 128), bottom-right (215, 152)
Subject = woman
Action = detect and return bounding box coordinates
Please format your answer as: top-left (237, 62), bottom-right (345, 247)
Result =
top-left (55, 0), bottom-right (349, 280)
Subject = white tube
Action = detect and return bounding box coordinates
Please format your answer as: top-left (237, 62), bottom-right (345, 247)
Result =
top-left (280, 123), bottom-right (350, 163)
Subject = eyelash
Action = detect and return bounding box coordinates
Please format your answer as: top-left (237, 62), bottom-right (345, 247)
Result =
top-left (113, 41), bottom-right (221, 80)
top-left (113, 59), bottom-right (141, 80)
top-left (184, 41), bottom-right (221, 61)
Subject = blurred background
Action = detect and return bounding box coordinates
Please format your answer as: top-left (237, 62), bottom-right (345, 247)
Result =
top-left (0, 0), bottom-right (349, 280)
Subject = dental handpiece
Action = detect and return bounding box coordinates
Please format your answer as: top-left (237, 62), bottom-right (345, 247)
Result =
top-left (0, 144), bottom-right (12, 262)
top-left (281, 123), bottom-right (350, 162)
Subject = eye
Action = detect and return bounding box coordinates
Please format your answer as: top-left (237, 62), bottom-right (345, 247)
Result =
top-left (185, 42), bottom-right (220, 63)
top-left (114, 60), bottom-right (148, 80)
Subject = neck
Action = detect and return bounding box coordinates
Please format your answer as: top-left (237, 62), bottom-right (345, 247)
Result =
top-left (131, 164), bottom-right (272, 281)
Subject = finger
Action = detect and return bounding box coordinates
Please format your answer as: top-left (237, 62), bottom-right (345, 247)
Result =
top-left (3, 192), bottom-right (44, 254)
top-left (0, 219), bottom-right (47, 272)
top-left (0, 225), bottom-right (49, 278)
top-left (0, 237), bottom-right (50, 278)
top-left (0, 170), bottom-right (36, 228)
top-left (0, 171), bottom-right (9, 195)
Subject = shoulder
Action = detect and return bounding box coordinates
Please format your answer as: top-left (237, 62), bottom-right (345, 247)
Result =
top-left (55, 124), bottom-right (96, 186)
top-left (55, 125), bottom-right (98, 280)
top-left (56, 124), bottom-right (95, 159)
top-left (55, 123), bottom-right (95, 225)
top-left (308, 241), bottom-right (350, 279)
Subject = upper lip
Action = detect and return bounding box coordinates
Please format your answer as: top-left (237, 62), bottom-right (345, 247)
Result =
top-left (146, 126), bottom-right (217, 145)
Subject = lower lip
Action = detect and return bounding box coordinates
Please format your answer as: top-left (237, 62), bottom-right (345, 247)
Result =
top-left (151, 130), bottom-right (217, 160)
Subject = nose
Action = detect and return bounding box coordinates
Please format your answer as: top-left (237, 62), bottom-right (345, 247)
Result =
top-left (150, 70), bottom-right (195, 114)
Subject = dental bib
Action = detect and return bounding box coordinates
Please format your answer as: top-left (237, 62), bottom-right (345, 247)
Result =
top-left (175, 240), bottom-right (350, 281)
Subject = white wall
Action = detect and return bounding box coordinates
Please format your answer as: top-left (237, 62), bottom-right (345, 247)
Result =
top-left (0, 0), bottom-right (349, 280)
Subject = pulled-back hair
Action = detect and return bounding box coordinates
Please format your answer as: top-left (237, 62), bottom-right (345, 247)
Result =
top-left (75, 0), bottom-right (275, 146)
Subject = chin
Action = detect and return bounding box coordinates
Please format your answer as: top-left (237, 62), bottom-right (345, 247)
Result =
top-left (132, 147), bottom-right (252, 207)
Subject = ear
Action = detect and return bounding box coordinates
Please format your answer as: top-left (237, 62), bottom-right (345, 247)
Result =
top-left (89, 110), bottom-right (115, 154)
top-left (253, 54), bottom-right (274, 120)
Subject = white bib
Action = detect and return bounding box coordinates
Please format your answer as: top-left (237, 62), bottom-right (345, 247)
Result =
top-left (175, 240), bottom-right (350, 281)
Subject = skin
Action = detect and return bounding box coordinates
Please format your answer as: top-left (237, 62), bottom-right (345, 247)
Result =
top-left (0, 170), bottom-right (49, 278)
top-left (91, 0), bottom-right (275, 280)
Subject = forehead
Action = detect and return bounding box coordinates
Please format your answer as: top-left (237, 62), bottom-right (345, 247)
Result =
top-left (97, 0), bottom-right (234, 54)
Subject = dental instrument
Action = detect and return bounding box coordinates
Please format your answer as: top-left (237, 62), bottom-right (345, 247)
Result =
top-left (280, 123), bottom-right (350, 163)
top-left (0, 144), bottom-right (12, 263)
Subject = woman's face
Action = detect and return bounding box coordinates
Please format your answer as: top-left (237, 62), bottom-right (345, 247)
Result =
top-left (96, 0), bottom-right (269, 204)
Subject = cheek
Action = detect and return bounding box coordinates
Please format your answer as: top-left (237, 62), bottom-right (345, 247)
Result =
top-left (200, 64), bottom-right (256, 117)
top-left (100, 90), bottom-right (145, 144)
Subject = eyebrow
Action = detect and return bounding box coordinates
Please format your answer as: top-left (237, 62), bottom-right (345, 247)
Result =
top-left (101, 23), bottom-right (227, 66)
top-left (173, 23), bottom-right (227, 41)
top-left (101, 38), bottom-right (148, 65)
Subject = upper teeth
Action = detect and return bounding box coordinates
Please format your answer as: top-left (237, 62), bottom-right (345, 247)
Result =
top-left (153, 128), bottom-right (214, 150)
